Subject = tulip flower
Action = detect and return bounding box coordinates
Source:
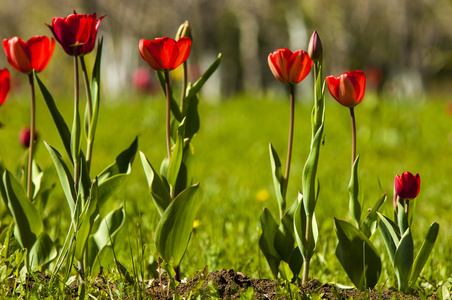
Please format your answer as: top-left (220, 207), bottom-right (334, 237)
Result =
top-left (139, 37), bottom-right (192, 71)
top-left (47, 11), bottom-right (105, 56)
top-left (0, 68), bottom-right (10, 105)
top-left (326, 71), bottom-right (366, 108)
top-left (268, 48), bottom-right (313, 85)
top-left (2, 36), bottom-right (55, 74)
top-left (19, 126), bottom-right (39, 148)
top-left (395, 172), bottom-right (420, 200)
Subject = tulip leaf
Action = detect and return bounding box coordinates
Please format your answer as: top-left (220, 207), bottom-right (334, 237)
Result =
top-left (2, 170), bottom-right (42, 250)
top-left (89, 37), bottom-right (103, 143)
top-left (394, 228), bottom-right (414, 292)
top-left (87, 207), bottom-right (126, 269)
top-left (44, 142), bottom-right (76, 215)
top-left (377, 212), bottom-right (400, 266)
top-left (269, 143), bottom-right (286, 218)
top-left (140, 152), bottom-right (171, 216)
top-left (348, 155), bottom-right (361, 226)
top-left (167, 121), bottom-right (185, 190)
top-left (75, 179), bottom-right (99, 261)
top-left (334, 218), bottom-right (381, 290)
top-left (155, 183), bottom-right (203, 267)
top-left (183, 90), bottom-right (200, 140)
top-left (258, 207), bottom-right (281, 278)
top-left (156, 71), bottom-right (182, 122)
top-left (186, 53), bottom-right (222, 97)
top-left (408, 222), bottom-right (439, 287)
top-left (294, 193), bottom-right (318, 261)
top-left (97, 137), bottom-right (138, 211)
top-left (397, 201), bottom-right (409, 237)
top-left (360, 193), bottom-right (386, 239)
top-left (34, 73), bottom-right (72, 161)
top-left (302, 123), bottom-right (324, 216)
top-left (29, 232), bottom-right (57, 269)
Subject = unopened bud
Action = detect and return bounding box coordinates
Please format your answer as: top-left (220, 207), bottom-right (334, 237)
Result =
top-left (176, 21), bottom-right (192, 41)
top-left (308, 30), bottom-right (323, 62)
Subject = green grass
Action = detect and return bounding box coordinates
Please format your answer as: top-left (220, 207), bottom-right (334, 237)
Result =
top-left (0, 90), bottom-right (451, 291)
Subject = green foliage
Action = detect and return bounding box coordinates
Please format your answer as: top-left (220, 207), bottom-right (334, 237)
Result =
top-left (334, 218), bottom-right (381, 289)
top-left (378, 202), bottom-right (439, 293)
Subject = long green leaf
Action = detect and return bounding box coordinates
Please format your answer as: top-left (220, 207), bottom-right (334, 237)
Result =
top-left (408, 222), bottom-right (439, 287)
top-left (2, 170), bottom-right (42, 250)
top-left (394, 228), bottom-right (414, 292)
top-left (269, 143), bottom-right (285, 218)
top-left (44, 142), bottom-right (76, 215)
top-left (89, 38), bottom-right (103, 143)
top-left (87, 207), bottom-right (125, 269)
top-left (258, 207), bottom-right (281, 278)
top-left (155, 183), bottom-right (203, 267)
top-left (75, 179), bottom-right (99, 260)
top-left (167, 122), bottom-right (185, 189)
top-left (294, 193), bottom-right (318, 260)
top-left (334, 218), bottom-right (381, 290)
top-left (348, 155), bottom-right (361, 226)
top-left (360, 193), bottom-right (386, 239)
top-left (377, 212), bottom-right (400, 266)
top-left (29, 232), bottom-right (57, 268)
top-left (97, 137), bottom-right (138, 184)
top-left (185, 53), bottom-right (222, 97)
top-left (302, 123), bottom-right (324, 216)
top-left (140, 152), bottom-right (171, 216)
top-left (34, 73), bottom-right (72, 161)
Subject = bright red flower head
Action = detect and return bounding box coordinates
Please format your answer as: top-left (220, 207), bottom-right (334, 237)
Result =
top-left (326, 71), bottom-right (366, 108)
top-left (0, 68), bottom-right (10, 105)
top-left (139, 37), bottom-right (192, 71)
top-left (47, 11), bottom-right (105, 56)
top-left (268, 48), bottom-right (313, 85)
top-left (394, 172), bottom-right (420, 200)
top-left (3, 36), bottom-right (55, 74)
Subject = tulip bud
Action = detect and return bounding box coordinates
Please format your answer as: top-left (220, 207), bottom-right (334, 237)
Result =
top-left (308, 30), bottom-right (323, 62)
top-left (176, 21), bottom-right (192, 41)
top-left (19, 127), bottom-right (38, 148)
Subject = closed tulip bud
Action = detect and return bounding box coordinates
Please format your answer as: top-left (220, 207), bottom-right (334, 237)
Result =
top-left (176, 21), bottom-right (192, 41)
top-left (326, 71), bottom-right (366, 108)
top-left (308, 30), bottom-right (323, 62)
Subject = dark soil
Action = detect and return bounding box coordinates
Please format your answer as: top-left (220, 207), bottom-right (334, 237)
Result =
top-left (145, 269), bottom-right (439, 299)
top-left (6, 268), bottom-right (442, 299)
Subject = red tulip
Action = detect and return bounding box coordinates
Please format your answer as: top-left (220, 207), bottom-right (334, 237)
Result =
top-left (19, 126), bottom-right (38, 148)
top-left (139, 37), bottom-right (192, 71)
top-left (268, 48), bottom-right (313, 85)
top-left (0, 68), bottom-right (10, 105)
top-left (2, 36), bottom-right (55, 74)
top-left (326, 71), bottom-right (366, 107)
top-left (394, 172), bottom-right (420, 200)
top-left (47, 11), bottom-right (105, 56)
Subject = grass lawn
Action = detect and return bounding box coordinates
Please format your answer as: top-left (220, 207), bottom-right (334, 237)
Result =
top-left (0, 90), bottom-right (451, 292)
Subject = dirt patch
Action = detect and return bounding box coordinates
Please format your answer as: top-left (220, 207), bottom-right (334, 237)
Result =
top-left (5, 268), bottom-right (441, 299)
top-left (146, 269), bottom-right (439, 299)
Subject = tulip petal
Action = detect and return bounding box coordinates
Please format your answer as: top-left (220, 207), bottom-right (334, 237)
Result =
top-left (0, 68), bottom-right (10, 105)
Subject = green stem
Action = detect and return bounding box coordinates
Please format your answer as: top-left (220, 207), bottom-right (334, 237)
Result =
top-left (282, 84), bottom-right (295, 209)
top-left (349, 107), bottom-right (356, 169)
top-left (164, 71), bottom-right (172, 162)
top-left (27, 73), bottom-right (36, 200)
top-left (73, 55), bottom-right (80, 193)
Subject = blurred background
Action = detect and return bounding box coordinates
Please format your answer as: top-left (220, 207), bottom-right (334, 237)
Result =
top-left (1, 0), bottom-right (452, 100)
